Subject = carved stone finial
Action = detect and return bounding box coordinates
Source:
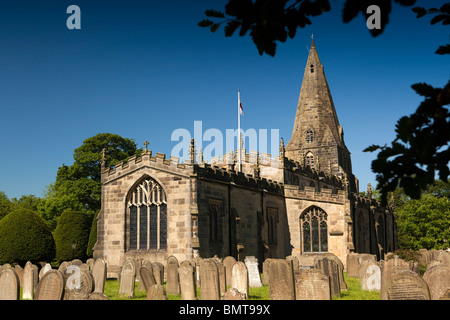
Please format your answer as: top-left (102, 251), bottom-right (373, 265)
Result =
top-left (279, 137), bottom-right (285, 158)
top-left (198, 147), bottom-right (204, 164)
top-left (189, 138), bottom-right (196, 164)
top-left (367, 183), bottom-right (373, 199)
top-left (144, 140), bottom-right (149, 151)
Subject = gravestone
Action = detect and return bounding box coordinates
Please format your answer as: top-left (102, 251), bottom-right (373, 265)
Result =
top-left (267, 259), bottom-right (295, 300)
top-left (178, 260), bottom-right (197, 300)
top-left (346, 253), bottom-right (360, 278)
top-left (35, 270), bottom-right (65, 300)
top-left (199, 258), bottom-right (220, 300)
top-left (423, 264), bottom-right (450, 300)
top-left (215, 260), bottom-right (227, 296)
top-left (314, 257), bottom-right (340, 298)
top-left (295, 268), bottom-right (331, 300)
top-left (385, 270), bottom-right (431, 300)
top-left (86, 258), bottom-right (94, 271)
top-left (440, 289), bottom-right (450, 300)
top-left (146, 284), bottom-right (168, 300)
top-left (14, 264), bottom-right (23, 287)
top-left (262, 259), bottom-right (273, 285)
top-left (222, 287), bottom-right (246, 300)
top-left (325, 253), bottom-right (347, 291)
top-left (380, 256), bottom-right (418, 300)
top-left (0, 267), bottom-right (20, 300)
top-left (231, 261), bottom-right (248, 299)
top-left (22, 261), bottom-right (35, 300)
top-left (222, 256), bottom-right (237, 288)
top-left (119, 259), bottom-right (136, 298)
top-left (39, 263), bottom-right (52, 281)
top-left (359, 260), bottom-right (381, 292)
top-left (58, 261), bottom-right (71, 283)
top-left (139, 265), bottom-right (156, 292)
top-left (244, 256), bottom-right (263, 288)
top-left (64, 270), bottom-right (95, 300)
top-left (88, 292), bottom-right (110, 300)
top-left (166, 256), bottom-right (180, 295)
top-left (92, 258), bottom-right (107, 294)
top-left (152, 262), bottom-right (164, 285)
top-left (286, 255), bottom-right (300, 276)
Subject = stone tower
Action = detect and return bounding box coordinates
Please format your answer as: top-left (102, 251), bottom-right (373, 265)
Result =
top-left (285, 37), bottom-right (356, 191)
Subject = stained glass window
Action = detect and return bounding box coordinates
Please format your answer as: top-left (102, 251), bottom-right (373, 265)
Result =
top-left (127, 177), bottom-right (167, 251)
top-left (300, 207), bottom-right (327, 253)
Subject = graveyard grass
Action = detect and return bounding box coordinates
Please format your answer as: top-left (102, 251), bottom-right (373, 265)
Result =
top-left (102, 272), bottom-right (378, 300)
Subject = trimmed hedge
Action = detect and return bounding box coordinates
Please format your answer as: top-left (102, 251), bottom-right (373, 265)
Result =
top-left (54, 210), bottom-right (92, 262)
top-left (86, 210), bottom-right (99, 257)
top-left (0, 208), bottom-right (56, 265)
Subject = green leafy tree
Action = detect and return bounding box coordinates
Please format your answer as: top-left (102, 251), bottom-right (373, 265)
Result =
top-left (0, 209), bottom-right (56, 265)
top-left (396, 181), bottom-right (450, 250)
top-left (53, 210), bottom-right (92, 262)
top-left (37, 133), bottom-right (140, 229)
top-left (0, 191), bottom-right (11, 220)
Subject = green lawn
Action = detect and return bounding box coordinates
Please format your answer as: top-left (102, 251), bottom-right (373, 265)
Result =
top-left (103, 272), bottom-right (378, 300)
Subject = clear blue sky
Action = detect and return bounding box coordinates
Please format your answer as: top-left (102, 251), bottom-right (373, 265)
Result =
top-left (0, 0), bottom-right (448, 199)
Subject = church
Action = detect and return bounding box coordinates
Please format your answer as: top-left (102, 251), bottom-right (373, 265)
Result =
top-left (93, 39), bottom-right (397, 277)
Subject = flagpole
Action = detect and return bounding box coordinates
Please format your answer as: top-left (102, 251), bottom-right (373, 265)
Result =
top-left (238, 90), bottom-right (241, 172)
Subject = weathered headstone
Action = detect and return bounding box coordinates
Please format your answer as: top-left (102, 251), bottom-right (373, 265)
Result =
top-left (231, 261), bottom-right (248, 299)
top-left (39, 263), bottom-right (52, 281)
top-left (314, 257), bottom-right (340, 298)
top-left (0, 267), bottom-right (20, 300)
top-left (64, 269), bottom-right (95, 300)
top-left (35, 270), bottom-right (65, 300)
top-left (440, 289), bottom-right (450, 300)
top-left (22, 261), bottom-right (35, 300)
top-left (178, 260), bottom-right (197, 300)
top-left (119, 259), bottom-right (136, 298)
top-left (423, 264), bottom-right (450, 300)
top-left (222, 256), bottom-right (237, 288)
top-left (199, 258), bottom-right (220, 300)
top-left (385, 270), bottom-right (431, 300)
top-left (262, 258), bottom-right (273, 285)
top-left (92, 258), bottom-right (107, 294)
top-left (88, 292), bottom-right (110, 300)
top-left (146, 284), bottom-right (168, 300)
top-left (244, 256), bottom-right (263, 288)
top-left (14, 264), bottom-right (23, 287)
top-left (346, 253), bottom-right (360, 278)
top-left (267, 259), bottom-right (295, 300)
top-left (380, 256), bottom-right (418, 300)
top-left (152, 262), bottom-right (164, 285)
top-left (295, 268), bottom-right (331, 300)
top-left (359, 260), bottom-right (381, 292)
top-left (166, 255), bottom-right (180, 295)
top-left (215, 259), bottom-right (227, 295)
top-left (222, 287), bottom-right (246, 300)
top-left (286, 255), bottom-right (300, 276)
top-left (139, 265), bottom-right (156, 292)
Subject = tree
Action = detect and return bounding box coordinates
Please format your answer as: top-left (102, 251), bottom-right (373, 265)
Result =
top-left (199, 1), bottom-right (449, 203)
top-left (395, 181), bottom-right (450, 250)
top-left (37, 133), bottom-right (140, 229)
top-left (0, 209), bottom-right (56, 265)
top-left (0, 191), bottom-right (11, 220)
top-left (53, 210), bottom-right (92, 262)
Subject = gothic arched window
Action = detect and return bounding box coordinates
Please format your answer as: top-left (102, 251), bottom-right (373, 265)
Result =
top-left (300, 207), bottom-right (328, 253)
top-left (306, 129), bottom-right (314, 143)
top-left (127, 177), bottom-right (167, 251)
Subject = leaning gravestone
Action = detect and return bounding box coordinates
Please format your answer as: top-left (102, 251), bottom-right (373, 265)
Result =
top-left (359, 260), bottom-right (381, 292)
top-left (199, 259), bottom-right (220, 300)
top-left (231, 261), bottom-right (248, 299)
top-left (139, 265), bottom-right (156, 292)
top-left (92, 258), bottom-right (107, 294)
top-left (35, 270), bottom-right (65, 300)
top-left (152, 262), bottom-right (164, 285)
top-left (119, 259), bottom-right (136, 298)
top-left (385, 270), bottom-right (431, 300)
top-left (22, 261), bottom-right (35, 300)
top-left (178, 260), bottom-right (197, 300)
top-left (267, 259), bottom-right (295, 300)
top-left (295, 268), bottom-right (331, 300)
top-left (215, 259), bottom-right (227, 296)
top-left (222, 256), bottom-right (237, 287)
top-left (245, 256), bottom-right (263, 288)
top-left (380, 256), bottom-right (418, 300)
top-left (423, 264), bottom-right (450, 300)
top-left (0, 267), bottom-right (20, 300)
top-left (166, 256), bottom-right (180, 295)
top-left (39, 263), bottom-right (52, 281)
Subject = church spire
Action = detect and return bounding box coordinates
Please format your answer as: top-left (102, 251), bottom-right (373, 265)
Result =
top-left (285, 38), bottom-right (353, 183)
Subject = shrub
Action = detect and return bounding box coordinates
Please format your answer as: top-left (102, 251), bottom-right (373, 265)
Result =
top-left (0, 208), bottom-right (56, 265)
top-left (54, 210), bottom-right (92, 262)
top-left (86, 210), bottom-right (99, 257)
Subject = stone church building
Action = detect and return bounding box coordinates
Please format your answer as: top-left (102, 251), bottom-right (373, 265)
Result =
top-left (93, 39), bottom-right (397, 277)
